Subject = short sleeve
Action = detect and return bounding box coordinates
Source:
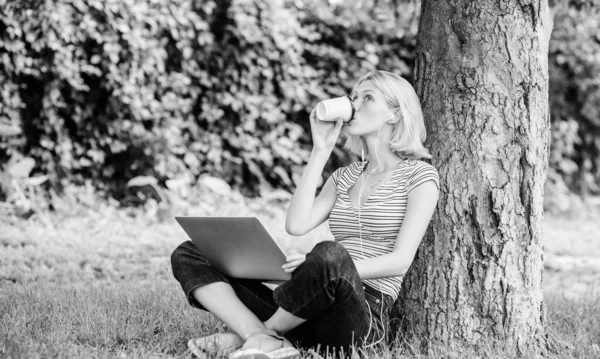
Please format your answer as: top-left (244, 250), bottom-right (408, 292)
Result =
top-left (330, 167), bottom-right (345, 189)
top-left (406, 162), bottom-right (440, 193)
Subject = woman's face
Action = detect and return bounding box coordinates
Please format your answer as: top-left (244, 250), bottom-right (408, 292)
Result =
top-left (346, 80), bottom-right (395, 137)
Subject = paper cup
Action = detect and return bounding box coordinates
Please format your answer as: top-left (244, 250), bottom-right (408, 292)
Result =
top-left (315, 96), bottom-right (354, 122)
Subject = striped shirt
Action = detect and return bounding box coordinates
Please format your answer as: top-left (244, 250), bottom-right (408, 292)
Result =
top-left (328, 159), bottom-right (439, 300)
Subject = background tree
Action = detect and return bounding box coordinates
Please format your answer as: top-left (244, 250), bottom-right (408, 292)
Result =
top-left (397, 0), bottom-right (552, 354)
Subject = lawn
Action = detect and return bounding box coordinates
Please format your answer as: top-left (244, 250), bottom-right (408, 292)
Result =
top-left (1, 192), bottom-right (599, 358)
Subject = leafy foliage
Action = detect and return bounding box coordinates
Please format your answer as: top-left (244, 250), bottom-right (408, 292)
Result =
top-left (548, 0), bottom-right (600, 195)
top-left (0, 0), bottom-right (417, 199)
top-left (1, 0), bottom-right (599, 201)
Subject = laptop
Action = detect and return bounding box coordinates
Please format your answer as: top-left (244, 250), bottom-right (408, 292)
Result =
top-left (175, 217), bottom-right (291, 281)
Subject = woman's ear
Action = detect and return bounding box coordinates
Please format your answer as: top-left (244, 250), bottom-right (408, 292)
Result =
top-left (386, 110), bottom-right (402, 124)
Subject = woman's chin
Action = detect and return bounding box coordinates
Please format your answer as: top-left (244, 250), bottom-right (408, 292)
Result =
top-left (346, 128), bottom-right (366, 137)
top-left (345, 123), bottom-right (359, 136)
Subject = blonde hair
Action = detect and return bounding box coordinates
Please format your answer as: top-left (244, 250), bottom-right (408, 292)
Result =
top-left (344, 70), bottom-right (431, 160)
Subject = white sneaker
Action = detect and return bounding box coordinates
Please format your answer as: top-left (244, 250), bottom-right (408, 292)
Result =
top-left (228, 330), bottom-right (300, 359)
top-left (188, 332), bottom-right (244, 358)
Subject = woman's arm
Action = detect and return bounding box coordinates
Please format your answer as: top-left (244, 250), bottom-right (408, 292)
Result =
top-left (354, 180), bottom-right (439, 279)
top-left (285, 150), bottom-right (338, 236)
top-left (285, 110), bottom-right (344, 236)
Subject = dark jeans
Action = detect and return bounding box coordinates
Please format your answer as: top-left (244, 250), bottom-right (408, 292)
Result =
top-left (170, 240), bottom-right (393, 355)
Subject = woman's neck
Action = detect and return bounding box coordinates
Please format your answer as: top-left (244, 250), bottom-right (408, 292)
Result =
top-left (361, 136), bottom-right (403, 173)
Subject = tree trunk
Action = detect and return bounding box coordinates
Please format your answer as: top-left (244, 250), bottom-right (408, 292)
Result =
top-left (397, 0), bottom-right (552, 354)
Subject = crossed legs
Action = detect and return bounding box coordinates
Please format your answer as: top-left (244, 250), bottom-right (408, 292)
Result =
top-left (191, 281), bottom-right (305, 352)
top-left (171, 241), bottom-right (370, 354)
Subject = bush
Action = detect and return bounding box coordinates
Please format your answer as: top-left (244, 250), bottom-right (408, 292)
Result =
top-left (548, 0), bottom-right (600, 196)
top-left (6, 0), bottom-right (598, 202)
top-left (0, 0), bottom-right (417, 199)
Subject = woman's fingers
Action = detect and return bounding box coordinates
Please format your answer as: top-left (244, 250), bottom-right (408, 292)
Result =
top-left (334, 117), bottom-right (344, 132)
top-left (310, 107), bottom-right (344, 152)
top-left (282, 254), bottom-right (306, 272)
top-left (329, 118), bottom-right (344, 140)
top-left (282, 259), bottom-right (304, 269)
top-left (309, 108), bottom-right (317, 123)
top-left (283, 264), bottom-right (300, 273)
top-left (282, 259), bottom-right (304, 268)
top-left (286, 253), bottom-right (306, 261)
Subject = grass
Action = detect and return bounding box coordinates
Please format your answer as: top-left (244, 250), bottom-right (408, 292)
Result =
top-left (545, 291), bottom-right (600, 357)
top-left (1, 280), bottom-right (598, 358)
top-left (1, 191), bottom-right (599, 358)
top-left (0, 280), bottom-right (222, 359)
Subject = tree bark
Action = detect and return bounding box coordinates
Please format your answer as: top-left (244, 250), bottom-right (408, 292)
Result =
top-left (398, 0), bottom-right (552, 354)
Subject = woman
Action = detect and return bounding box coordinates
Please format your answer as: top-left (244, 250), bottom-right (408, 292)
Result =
top-left (171, 70), bottom-right (439, 359)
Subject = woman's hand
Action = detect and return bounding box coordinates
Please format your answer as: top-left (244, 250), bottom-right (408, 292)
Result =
top-left (282, 253), bottom-right (307, 273)
top-left (309, 108), bottom-right (345, 153)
